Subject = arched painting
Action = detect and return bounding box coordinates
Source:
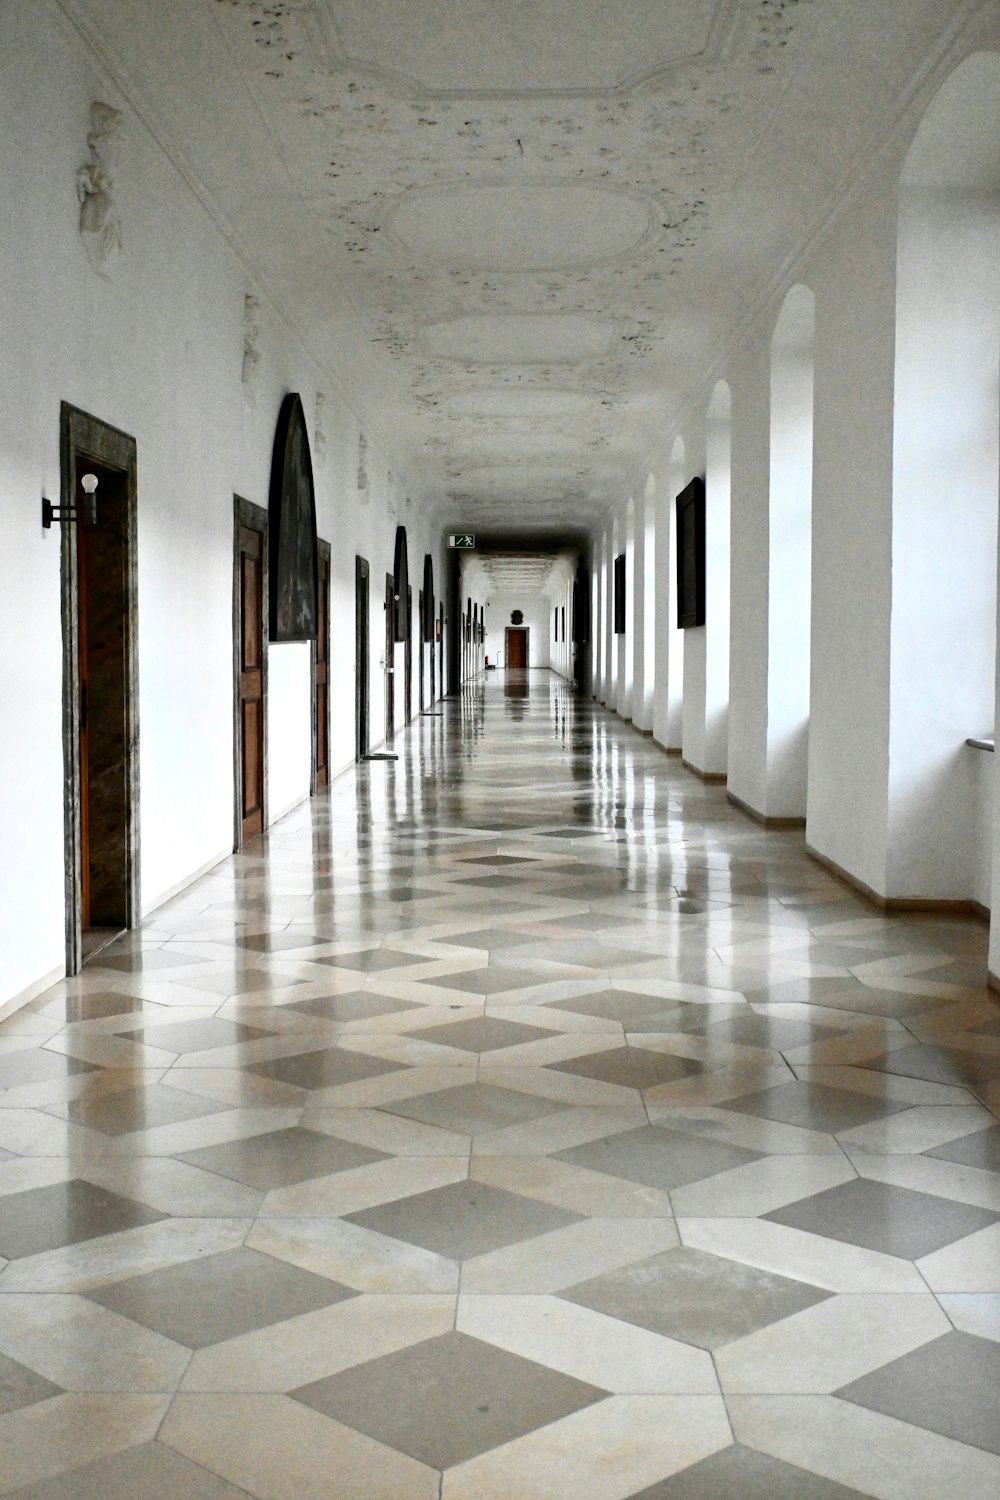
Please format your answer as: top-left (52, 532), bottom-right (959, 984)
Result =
top-left (268, 393), bottom-right (318, 642)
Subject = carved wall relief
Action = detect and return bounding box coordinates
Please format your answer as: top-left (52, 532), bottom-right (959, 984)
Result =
top-left (77, 102), bottom-right (124, 278)
top-left (242, 292), bottom-right (261, 400)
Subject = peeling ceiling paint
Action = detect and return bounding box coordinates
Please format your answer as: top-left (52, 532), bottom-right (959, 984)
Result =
top-left (63, 1), bottom-right (983, 534)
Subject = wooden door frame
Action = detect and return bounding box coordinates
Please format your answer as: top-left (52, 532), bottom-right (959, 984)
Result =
top-left (311, 538), bottom-right (331, 793)
top-left (233, 496), bottom-right (269, 851)
top-left (355, 555), bottom-right (370, 760)
top-left (59, 403), bottom-right (140, 976)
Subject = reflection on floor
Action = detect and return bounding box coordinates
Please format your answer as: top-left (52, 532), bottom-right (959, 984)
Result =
top-left (1, 670), bottom-right (999, 1499)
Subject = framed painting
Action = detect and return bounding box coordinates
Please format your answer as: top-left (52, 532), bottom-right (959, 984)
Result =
top-left (676, 476), bottom-right (706, 628)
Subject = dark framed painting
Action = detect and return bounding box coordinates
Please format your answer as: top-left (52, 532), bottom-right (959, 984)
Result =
top-left (614, 552), bottom-right (626, 634)
top-left (676, 476), bottom-right (706, 628)
top-left (268, 393), bottom-right (318, 642)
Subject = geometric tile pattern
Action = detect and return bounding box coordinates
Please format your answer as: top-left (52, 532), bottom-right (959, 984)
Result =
top-left (291, 1330), bottom-right (608, 1468)
top-left (1, 673), bottom-right (998, 1497)
top-left (558, 1247), bottom-right (832, 1349)
top-left (84, 1247), bottom-right (357, 1348)
top-left (835, 1331), bottom-right (1000, 1455)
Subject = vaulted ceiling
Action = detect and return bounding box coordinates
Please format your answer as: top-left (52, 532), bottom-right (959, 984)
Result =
top-left (62, 0), bottom-right (980, 533)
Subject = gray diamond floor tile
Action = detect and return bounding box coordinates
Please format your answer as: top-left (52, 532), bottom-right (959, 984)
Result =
top-left (555, 1124), bottom-right (763, 1190)
top-left (247, 1047), bottom-right (406, 1090)
top-left (544, 990), bottom-right (683, 1024)
top-left (238, 931), bottom-right (330, 953)
top-left (120, 1017), bottom-right (273, 1052)
top-left (926, 1122), bottom-right (1000, 1173)
top-left (313, 948), bottom-right (433, 972)
top-left (837, 1331), bottom-right (1000, 1455)
top-left (85, 1247), bottom-right (356, 1348)
top-left (425, 968), bottom-right (551, 996)
top-left (285, 991), bottom-right (424, 1022)
top-left (1, 1442), bottom-right (256, 1500)
top-left (717, 1081), bottom-right (910, 1134)
top-left (345, 1178), bottom-right (582, 1259)
top-left (177, 1125), bottom-right (389, 1189)
top-left (0, 1051), bottom-right (98, 1090)
top-left (291, 1330), bottom-right (607, 1469)
top-left (862, 1043), bottom-right (999, 1090)
top-left (0, 1179), bottom-right (168, 1261)
top-left (559, 1246), bottom-right (831, 1349)
top-left (764, 1177), bottom-right (1000, 1259)
top-left (414, 1016), bottom-right (559, 1052)
top-left (90, 949), bottom-right (207, 974)
top-left (58, 1084), bottom-right (232, 1137)
top-left (383, 1080), bottom-right (570, 1134)
top-left (0, 1353), bottom-right (63, 1415)
top-left (626, 1443), bottom-right (874, 1498)
top-left (701, 1015), bottom-right (841, 1050)
top-left (547, 1045), bottom-right (704, 1090)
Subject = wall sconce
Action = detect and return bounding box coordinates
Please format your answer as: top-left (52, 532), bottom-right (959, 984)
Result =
top-left (43, 472), bottom-right (98, 529)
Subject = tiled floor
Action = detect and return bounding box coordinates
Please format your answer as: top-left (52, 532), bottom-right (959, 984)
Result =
top-left (2, 670), bottom-right (999, 1498)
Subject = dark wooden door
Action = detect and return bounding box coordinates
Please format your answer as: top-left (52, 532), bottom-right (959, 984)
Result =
top-left (438, 602), bottom-right (444, 699)
top-left (355, 556), bottom-right (370, 759)
top-left (405, 585), bottom-right (413, 723)
top-left (313, 548), bottom-right (330, 790)
top-left (385, 572), bottom-right (395, 742)
top-left (238, 522), bottom-right (265, 842)
top-left (507, 627), bottom-right (528, 669)
top-left (418, 589), bottom-right (425, 713)
top-left (77, 514), bottom-right (92, 929)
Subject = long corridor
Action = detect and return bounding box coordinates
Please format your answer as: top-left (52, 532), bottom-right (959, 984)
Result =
top-left (1, 672), bottom-right (998, 1499)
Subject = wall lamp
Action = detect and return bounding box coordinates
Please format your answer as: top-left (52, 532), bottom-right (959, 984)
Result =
top-left (42, 472), bottom-right (98, 529)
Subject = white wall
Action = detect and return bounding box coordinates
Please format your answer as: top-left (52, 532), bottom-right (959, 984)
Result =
top-left (806, 163), bottom-right (899, 894)
top-left (0, 2), bottom-right (446, 1008)
top-left (483, 595), bottom-right (551, 669)
top-left (682, 386), bottom-right (729, 775)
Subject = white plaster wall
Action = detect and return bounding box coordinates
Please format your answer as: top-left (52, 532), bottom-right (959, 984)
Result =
top-left (886, 188), bottom-right (999, 898)
top-left (0, 3), bottom-right (446, 1006)
top-left (653, 444), bottom-right (685, 750)
top-left (483, 596), bottom-right (551, 669)
top-left (637, 475), bottom-right (656, 733)
top-left (971, 748), bottom-right (994, 913)
top-left (727, 345), bottom-right (771, 813)
top-left (682, 390), bottom-right (729, 775)
top-left (766, 303), bottom-right (813, 819)
top-left (806, 165), bottom-right (899, 893)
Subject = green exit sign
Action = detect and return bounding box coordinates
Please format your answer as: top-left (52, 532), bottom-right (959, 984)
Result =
top-left (448, 533), bottom-right (476, 549)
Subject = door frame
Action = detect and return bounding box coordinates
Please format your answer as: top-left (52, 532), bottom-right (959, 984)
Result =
top-left (233, 496), bottom-right (269, 851)
top-left (311, 538), bottom-right (331, 793)
top-left (59, 403), bottom-right (140, 975)
top-left (355, 555), bottom-right (370, 760)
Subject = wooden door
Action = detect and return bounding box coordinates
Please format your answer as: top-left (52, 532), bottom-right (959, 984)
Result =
top-left (238, 522), bottom-right (265, 842)
top-left (385, 572), bottom-right (395, 742)
top-left (355, 556), bottom-right (370, 759)
top-left (438, 602), bottom-right (444, 699)
top-left (313, 546), bottom-right (330, 790)
top-left (77, 513), bottom-right (92, 929)
top-left (506, 626), bottom-right (528, 669)
top-left (405, 584), bottom-right (413, 723)
top-left (418, 589), bottom-right (425, 713)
